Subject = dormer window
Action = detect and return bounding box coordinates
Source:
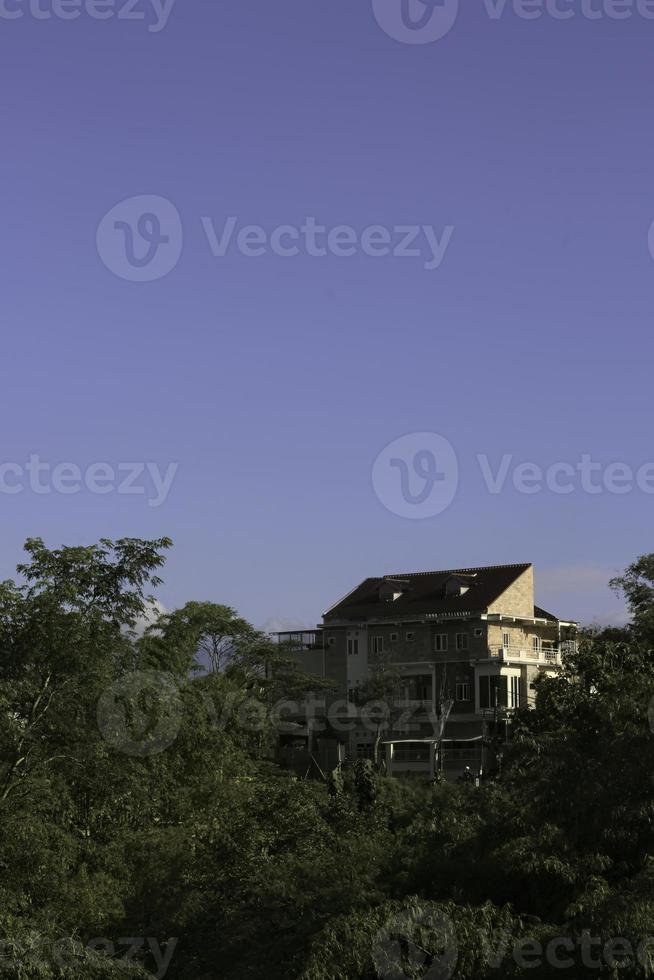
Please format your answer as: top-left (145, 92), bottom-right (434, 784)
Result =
top-left (379, 578), bottom-right (409, 602)
top-left (443, 574), bottom-right (476, 597)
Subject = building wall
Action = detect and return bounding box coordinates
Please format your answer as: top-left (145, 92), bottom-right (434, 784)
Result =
top-left (364, 620), bottom-right (489, 668)
top-left (323, 633), bottom-right (347, 690)
top-left (345, 627), bottom-right (368, 692)
top-left (487, 565), bottom-right (534, 619)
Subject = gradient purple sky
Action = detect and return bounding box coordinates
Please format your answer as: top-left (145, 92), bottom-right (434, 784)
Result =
top-left (1, 0), bottom-right (652, 630)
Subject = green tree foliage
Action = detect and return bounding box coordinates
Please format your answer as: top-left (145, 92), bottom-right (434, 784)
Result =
top-left (2, 540), bottom-right (654, 978)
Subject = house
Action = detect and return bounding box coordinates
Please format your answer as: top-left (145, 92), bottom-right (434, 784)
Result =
top-left (276, 563), bottom-right (576, 780)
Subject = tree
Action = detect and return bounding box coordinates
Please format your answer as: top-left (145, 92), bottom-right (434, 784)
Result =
top-left (353, 650), bottom-right (403, 768)
top-left (145, 600), bottom-right (255, 674)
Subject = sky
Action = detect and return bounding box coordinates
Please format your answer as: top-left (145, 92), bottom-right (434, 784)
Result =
top-left (1, 0), bottom-right (652, 631)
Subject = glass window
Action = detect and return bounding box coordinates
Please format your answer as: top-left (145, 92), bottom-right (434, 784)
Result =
top-left (479, 675), bottom-right (508, 709)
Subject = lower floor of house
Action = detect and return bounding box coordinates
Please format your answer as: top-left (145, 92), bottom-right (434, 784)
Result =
top-left (277, 712), bottom-right (513, 781)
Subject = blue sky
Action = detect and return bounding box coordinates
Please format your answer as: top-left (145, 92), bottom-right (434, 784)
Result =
top-left (1, 0), bottom-right (652, 629)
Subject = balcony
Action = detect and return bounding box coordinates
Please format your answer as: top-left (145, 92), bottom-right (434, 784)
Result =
top-left (274, 630), bottom-right (324, 651)
top-left (393, 698), bottom-right (433, 709)
top-left (488, 645), bottom-right (560, 665)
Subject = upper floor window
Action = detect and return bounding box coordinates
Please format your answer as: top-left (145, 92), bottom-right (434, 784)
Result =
top-left (456, 633), bottom-right (469, 651)
top-left (405, 631), bottom-right (415, 642)
top-left (347, 637), bottom-right (359, 656)
top-left (474, 627), bottom-right (483, 638)
top-left (390, 632), bottom-right (398, 642)
top-left (434, 633), bottom-right (448, 652)
top-left (502, 631), bottom-right (510, 649)
top-left (372, 636), bottom-right (384, 655)
top-left (532, 636), bottom-right (541, 652)
top-left (327, 637), bottom-right (336, 646)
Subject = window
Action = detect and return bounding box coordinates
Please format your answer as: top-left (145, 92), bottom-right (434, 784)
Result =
top-left (402, 674), bottom-right (432, 702)
top-left (444, 576), bottom-right (470, 597)
top-left (455, 682), bottom-right (470, 702)
top-left (405, 631), bottom-right (415, 642)
top-left (327, 637), bottom-right (336, 646)
top-left (502, 631), bottom-right (510, 649)
top-left (474, 627), bottom-right (483, 638)
top-left (347, 637), bottom-right (359, 656)
top-left (479, 675), bottom-right (507, 710)
top-left (390, 632), bottom-right (398, 642)
top-left (434, 634), bottom-right (448, 652)
top-left (372, 636), bottom-right (384, 655)
top-left (532, 636), bottom-right (541, 652)
top-left (510, 675), bottom-right (521, 708)
top-left (456, 633), bottom-right (469, 651)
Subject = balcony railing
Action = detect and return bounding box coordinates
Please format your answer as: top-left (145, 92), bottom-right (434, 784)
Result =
top-left (275, 631), bottom-right (324, 651)
top-left (488, 646), bottom-right (560, 664)
top-left (393, 697), bottom-right (433, 708)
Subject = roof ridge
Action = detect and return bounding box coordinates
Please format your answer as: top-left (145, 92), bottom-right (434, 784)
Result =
top-left (384, 563), bottom-right (532, 578)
